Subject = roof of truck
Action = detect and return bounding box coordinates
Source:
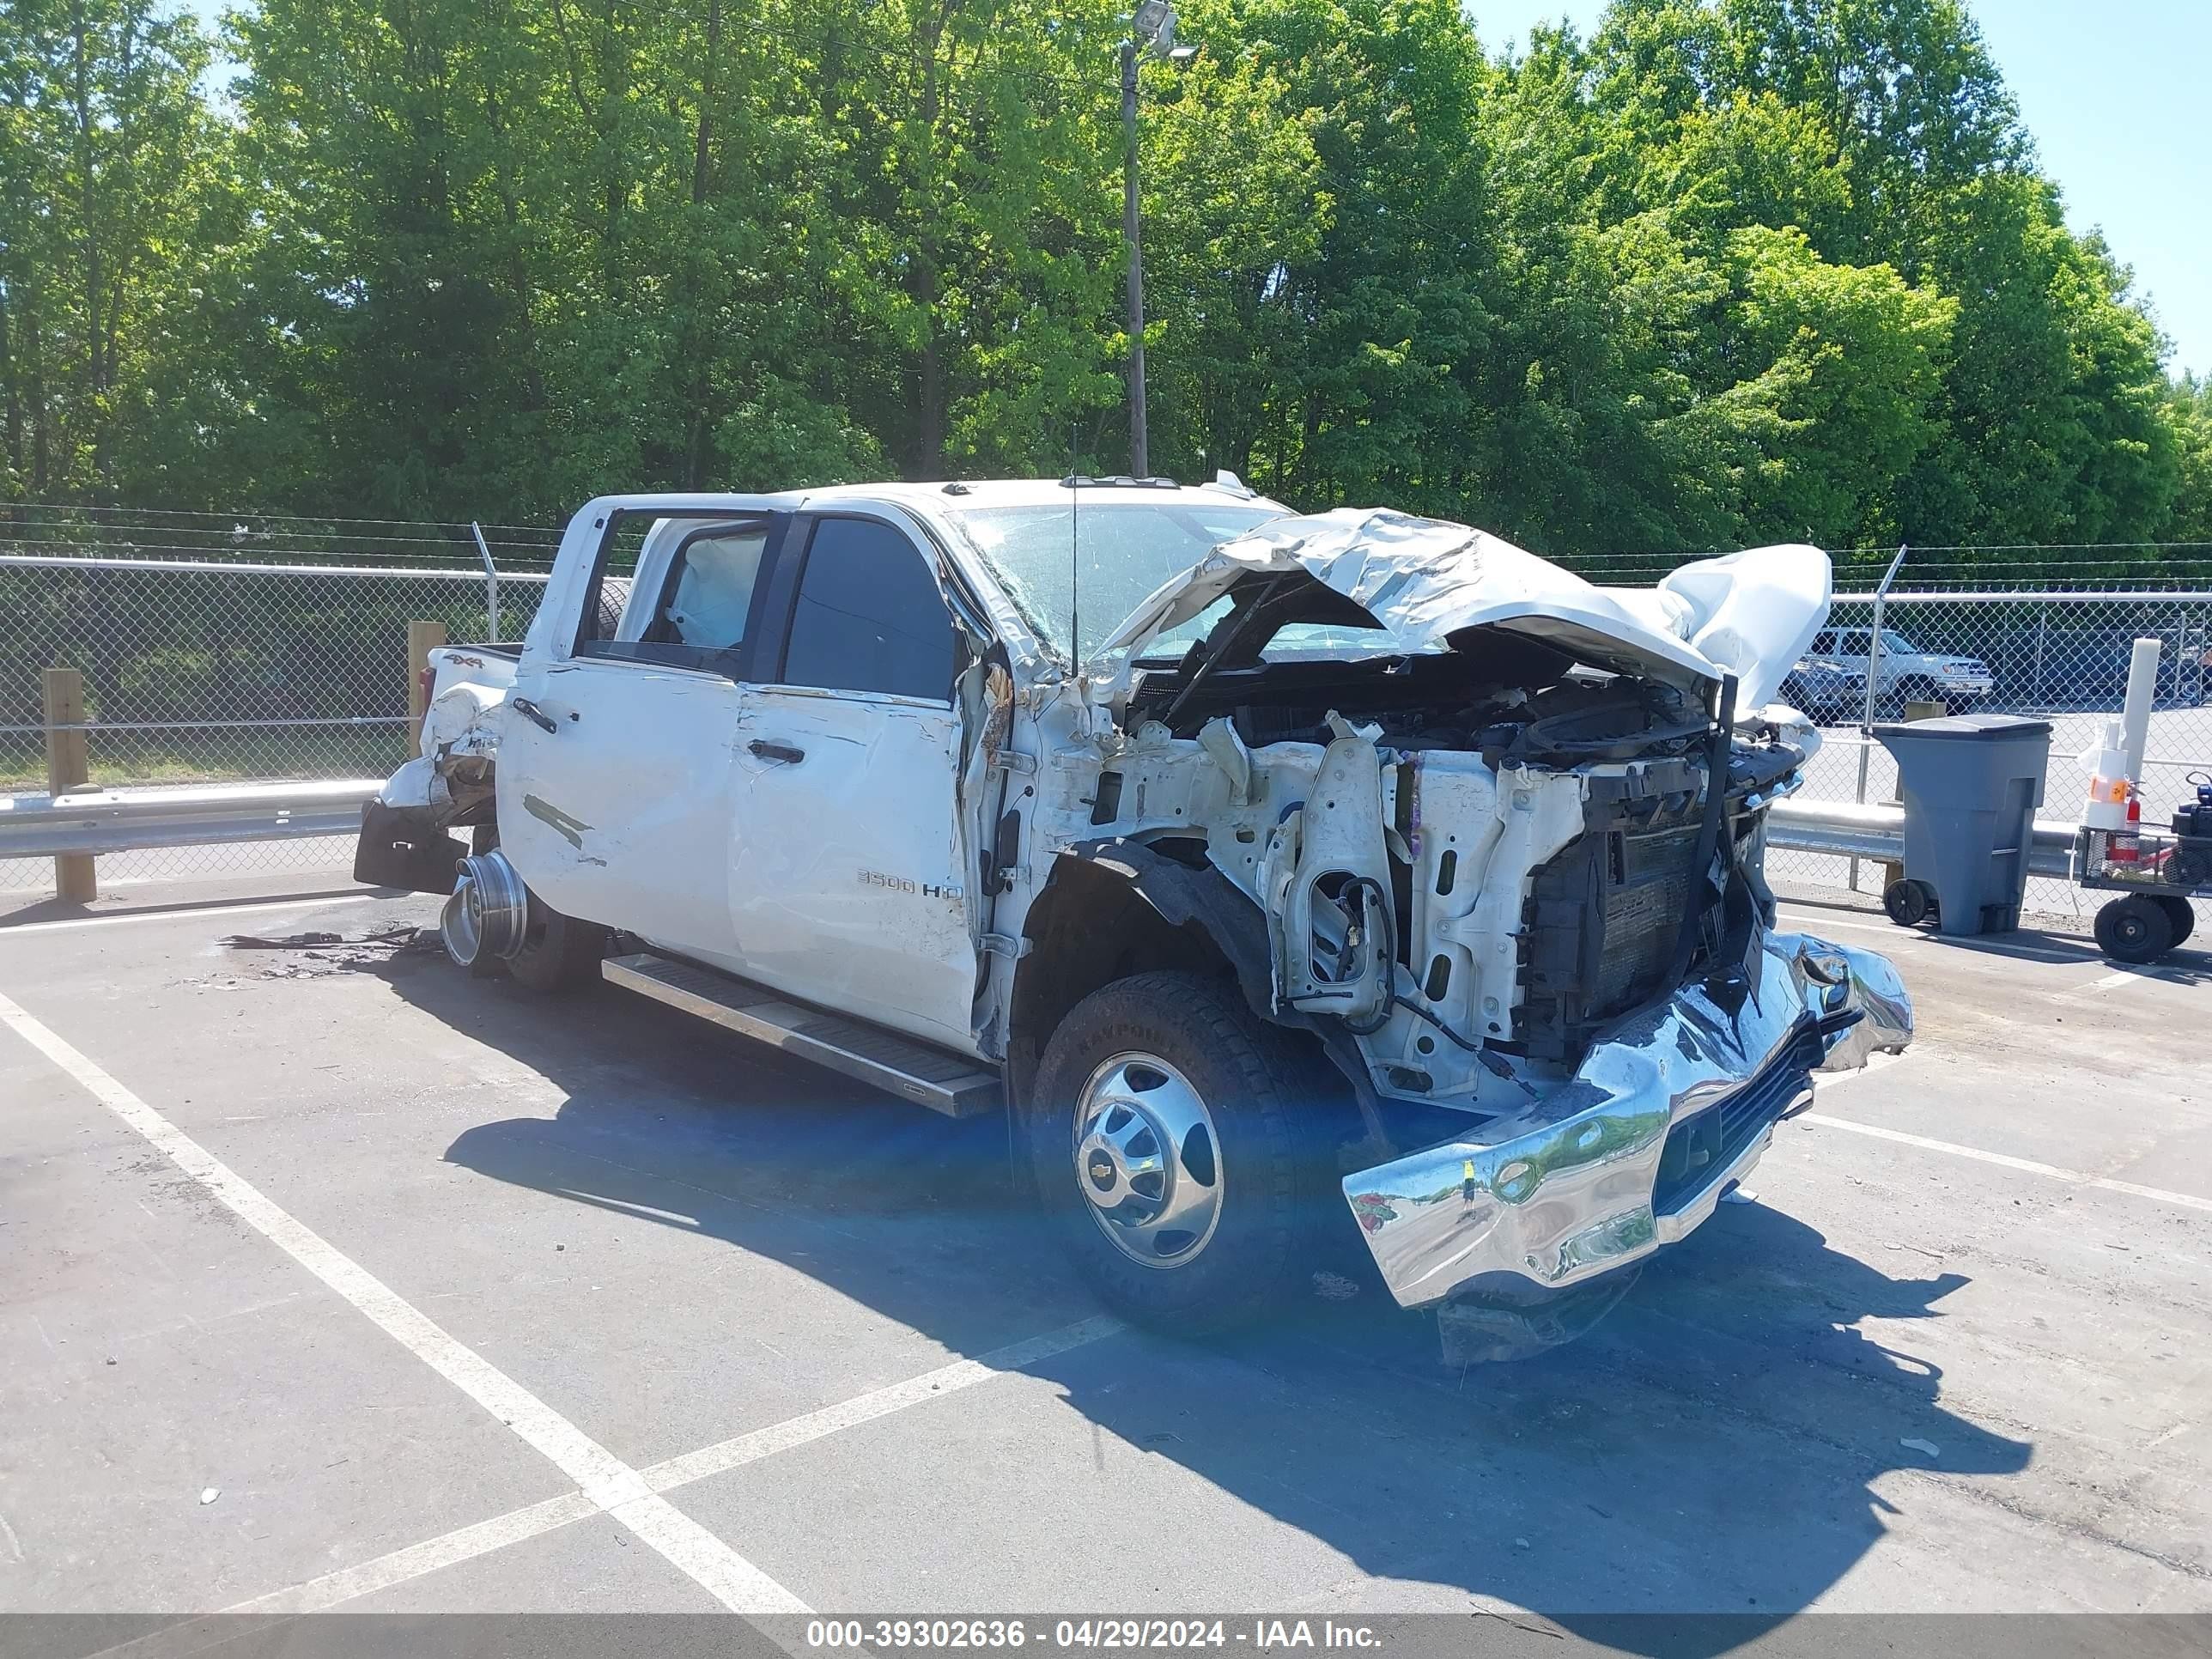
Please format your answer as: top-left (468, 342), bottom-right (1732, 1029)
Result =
top-left (574, 478), bottom-right (1288, 533)
top-left (796, 476), bottom-right (1284, 514)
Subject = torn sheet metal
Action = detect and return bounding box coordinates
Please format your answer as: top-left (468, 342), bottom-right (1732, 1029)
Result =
top-left (1087, 508), bottom-right (1831, 712)
top-left (380, 681), bottom-right (510, 810)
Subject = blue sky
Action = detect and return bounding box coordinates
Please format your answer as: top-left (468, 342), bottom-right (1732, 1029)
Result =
top-left (1474, 0), bottom-right (2211, 380)
top-left (181, 0), bottom-right (2206, 379)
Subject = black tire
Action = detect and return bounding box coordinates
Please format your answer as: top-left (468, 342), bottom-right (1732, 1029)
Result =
top-left (2153, 895), bottom-right (2197, 949)
top-left (504, 895), bottom-right (610, 994)
top-left (1883, 878), bottom-right (1933, 928)
top-left (1024, 971), bottom-right (1331, 1333)
top-left (2094, 896), bottom-right (2174, 965)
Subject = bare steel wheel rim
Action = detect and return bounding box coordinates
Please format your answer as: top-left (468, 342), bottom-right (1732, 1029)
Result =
top-left (1073, 1052), bottom-right (1224, 1269)
top-left (439, 850), bottom-right (527, 967)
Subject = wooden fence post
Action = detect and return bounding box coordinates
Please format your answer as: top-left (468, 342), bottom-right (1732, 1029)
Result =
top-left (407, 620), bottom-right (447, 758)
top-left (43, 667), bottom-right (96, 903)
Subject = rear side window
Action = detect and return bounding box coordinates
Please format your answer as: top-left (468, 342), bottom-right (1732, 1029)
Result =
top-left (575, 511), bottom-right (778, 676)
top-left (779, 518), bottom-right (957, 702)
top-left (1808, 632), bottom-right (1835, 654)
top-left (656, 526), bottom-right (769, 652)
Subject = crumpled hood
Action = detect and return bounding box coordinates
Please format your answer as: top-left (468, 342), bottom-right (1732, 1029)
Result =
top-left (1089, 507), bottom-right (1832, 712)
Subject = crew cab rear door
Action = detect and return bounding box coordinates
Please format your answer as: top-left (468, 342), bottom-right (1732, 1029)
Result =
top-left (725, 509), bottom-right (981, 1054)
top-left (497, 507), bottom-right (787, 970)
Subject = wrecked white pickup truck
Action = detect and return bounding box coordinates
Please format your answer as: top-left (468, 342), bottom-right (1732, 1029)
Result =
top-left (358, 477), bottom-right (1911, 1347)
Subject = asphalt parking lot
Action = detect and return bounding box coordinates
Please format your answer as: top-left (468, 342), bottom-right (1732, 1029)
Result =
top-left (3, 872), bottom-right (2210, 1649)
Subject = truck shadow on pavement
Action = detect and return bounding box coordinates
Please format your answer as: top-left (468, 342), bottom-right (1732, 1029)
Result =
top-left (392, 964), bottom-right (2032, 1652)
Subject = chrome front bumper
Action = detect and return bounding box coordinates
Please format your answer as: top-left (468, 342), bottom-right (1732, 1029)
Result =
top-left (1342, 930), bottom-right (1912, 1309)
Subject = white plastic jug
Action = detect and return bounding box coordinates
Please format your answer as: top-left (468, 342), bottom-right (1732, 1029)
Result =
top-left (2081, 720), bottom-right (2132, 831)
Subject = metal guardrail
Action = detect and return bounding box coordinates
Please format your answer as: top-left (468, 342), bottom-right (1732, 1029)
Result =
top-left (1767, 797), bottom-right (2079, 878)
top-left (2, 775), bottom-right (2079, 891)
top-left (0, 780), bottom-right (380, 859)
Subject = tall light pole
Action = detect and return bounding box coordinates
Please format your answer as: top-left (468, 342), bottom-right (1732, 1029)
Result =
top-left (1121, 3), bottom-right (1196, 479)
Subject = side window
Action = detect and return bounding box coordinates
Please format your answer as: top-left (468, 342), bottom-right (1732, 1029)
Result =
top-left (575, 514), bottom-right (774, 675)
top-left (778, 518), bottom-right (959, 701)
top-left (1809, 632), bottom-right (1834, 655)
top-left (651, 526), bottom-right (769, 652)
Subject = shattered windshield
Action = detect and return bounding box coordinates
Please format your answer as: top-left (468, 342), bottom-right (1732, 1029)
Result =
top-left (951, 501), bottom-right (1288, 660)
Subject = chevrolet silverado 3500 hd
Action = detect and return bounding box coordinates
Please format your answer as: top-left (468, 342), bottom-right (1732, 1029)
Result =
top-left (357, 477), bottom-right (1911, 1347)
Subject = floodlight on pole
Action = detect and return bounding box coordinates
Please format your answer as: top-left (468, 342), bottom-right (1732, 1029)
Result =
top-left (1118, 3), bottom-right (1196, 480)
top-left (1133, 0), bottom-right (1176, 53)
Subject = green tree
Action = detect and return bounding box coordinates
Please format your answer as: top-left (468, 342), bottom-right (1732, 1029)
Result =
top-left (1135, 17), bottom-right (1328, 482)
top-left (2165, 375), bottom-right (2212, 545)
top-left (0, 0), bottom-right (226, 503)
top-left (3, 0), bottom-right (2201, 568)
top-left (1897, 174), bottom-right (2178, 545)
top-left (1710, 223), bottom-right (1954, 544)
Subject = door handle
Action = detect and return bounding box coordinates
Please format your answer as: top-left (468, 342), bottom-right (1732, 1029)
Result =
top-left (749, 738), bottom-right (805, 764)
top-left (511, 696), bottom-right (559, 734)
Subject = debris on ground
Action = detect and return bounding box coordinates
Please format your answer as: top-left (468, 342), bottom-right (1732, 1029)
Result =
top-left (1899, 1437), bottom-right (1942, 1459)
top-left (221, 927), bottom-right (428, 953)
top-left (198, 1488), bottom-right (219, 1505)
top-left (209, 927), bottom-right (441, 981)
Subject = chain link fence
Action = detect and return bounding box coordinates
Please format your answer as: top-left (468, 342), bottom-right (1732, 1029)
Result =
top-left (1762, 586), bottom-right (2212, 929)
top-left (4, 510), bottom-right (2209, 933)
top-left (1, 504), bottom-right (556, 890)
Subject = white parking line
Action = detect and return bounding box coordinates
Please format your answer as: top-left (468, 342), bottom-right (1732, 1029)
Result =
top-left (95, 1322), bottom-right (1122, 1652)
top-left (0, 987), bottom-right (806, 1615)
top-left (641, 1315), bottom-right (1122, 1492)
top-left (1798, 1111), bottom-right (2212, 1214)
top-left (227, 1492), bottom-right (598, 1616)
top-left (0, 891), bottom-right (390, 937)
top-left (2068, 967), bottom-right (2185, 997)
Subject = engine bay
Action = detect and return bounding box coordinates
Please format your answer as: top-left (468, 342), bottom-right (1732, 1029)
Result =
top-left (1126, 639), bottom-right (1717, 773)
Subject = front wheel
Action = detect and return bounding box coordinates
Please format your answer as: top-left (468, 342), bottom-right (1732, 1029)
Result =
top-left (2153, 894), bottom-right (2197, 950)
top-left (1025, 971), bottom-right (1330, 1332)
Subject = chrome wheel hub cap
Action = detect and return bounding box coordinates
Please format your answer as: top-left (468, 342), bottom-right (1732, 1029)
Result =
top-left (1073, 1054), bottom-right (1223, 1268)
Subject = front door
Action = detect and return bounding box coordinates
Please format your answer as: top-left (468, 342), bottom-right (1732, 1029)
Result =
top-left (500, 513), bottom-right (783, 971)
top-left (725, 512), bottom-right (981, 1052)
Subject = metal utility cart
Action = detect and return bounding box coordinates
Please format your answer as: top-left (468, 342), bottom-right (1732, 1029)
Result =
top-left (2075, 773), bottom-right (2212, 963)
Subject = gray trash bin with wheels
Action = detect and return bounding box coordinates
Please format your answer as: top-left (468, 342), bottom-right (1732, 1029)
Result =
top-left (1873, 713), bottom-right (2052, 937)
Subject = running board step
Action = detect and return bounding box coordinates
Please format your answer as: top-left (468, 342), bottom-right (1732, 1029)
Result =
top-left (602, 952), bottom-right (1001, 1119)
